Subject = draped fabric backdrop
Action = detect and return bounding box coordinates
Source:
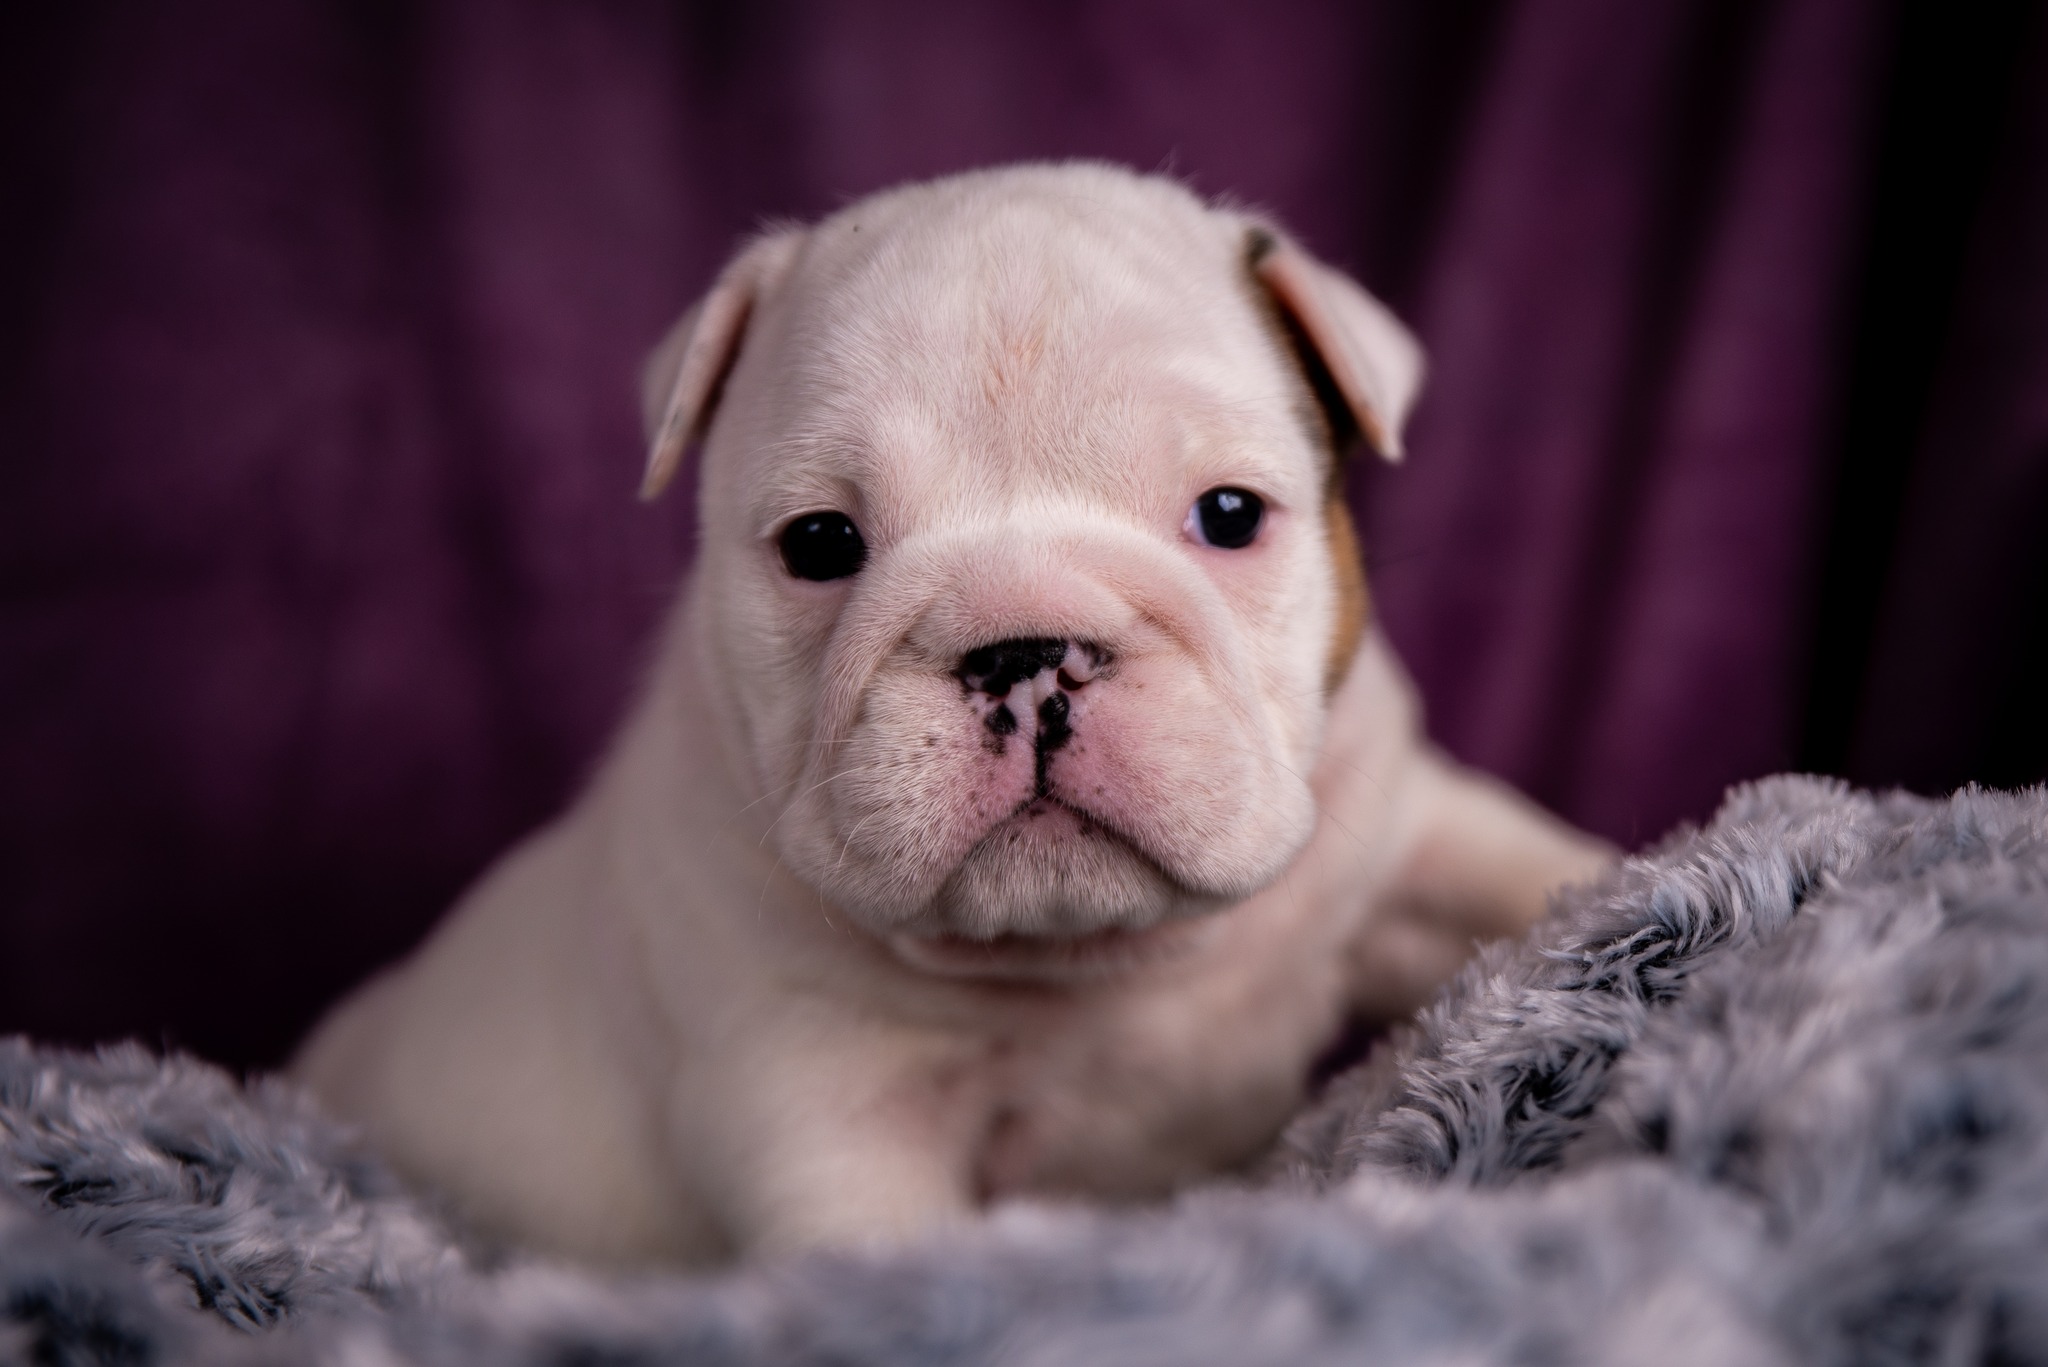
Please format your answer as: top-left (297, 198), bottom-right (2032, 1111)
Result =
top-left (2, 1), bottom-right (2043, 1068)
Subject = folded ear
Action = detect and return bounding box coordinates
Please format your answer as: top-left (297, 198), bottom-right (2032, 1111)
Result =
top-left (639, 228), bottom-right (806, 500)
top-left (1247, 228), bottom-right (1425, 462)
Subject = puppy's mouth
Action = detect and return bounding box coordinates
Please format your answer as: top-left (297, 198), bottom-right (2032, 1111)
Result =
top-left (887, 796), bottom-right (1216, 978)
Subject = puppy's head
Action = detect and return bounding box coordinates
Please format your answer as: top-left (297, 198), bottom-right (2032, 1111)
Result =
top-left (643, 165), bottom-right (1422, 969)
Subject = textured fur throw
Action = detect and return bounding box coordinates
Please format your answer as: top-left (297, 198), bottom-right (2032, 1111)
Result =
top-left (5, 775), bottom-right (2048, 1366)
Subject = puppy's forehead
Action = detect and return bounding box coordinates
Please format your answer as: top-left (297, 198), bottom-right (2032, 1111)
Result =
top-left (750, 172), bottom-right (1310, 520)
top-left (794, 179), bottom-right (1277, 403)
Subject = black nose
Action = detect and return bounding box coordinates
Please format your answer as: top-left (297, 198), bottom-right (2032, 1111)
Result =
top-left (957, 637), bottom-right (1070, 698)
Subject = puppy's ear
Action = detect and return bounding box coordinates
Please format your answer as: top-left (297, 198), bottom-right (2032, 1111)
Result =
top-left (639, 228), bottom-right (806, 500)
top-left (1247, 228), bottom-right (1424, 462)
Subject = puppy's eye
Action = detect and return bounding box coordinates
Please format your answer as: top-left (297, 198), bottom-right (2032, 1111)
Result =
top-left (779, 511), bottom-right (868, 581)
top-left (1188, 487), bottom-right (1264, 549)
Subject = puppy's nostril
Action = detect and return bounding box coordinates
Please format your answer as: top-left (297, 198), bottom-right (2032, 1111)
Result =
top-left (957, 637), bottom-right (1071, 696)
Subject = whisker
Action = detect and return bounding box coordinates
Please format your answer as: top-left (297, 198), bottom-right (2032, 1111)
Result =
top-left (758, 763), bottom-right (877, 848)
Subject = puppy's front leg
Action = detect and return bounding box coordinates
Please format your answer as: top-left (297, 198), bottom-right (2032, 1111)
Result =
top-left (672, 1030), bottom-right (984, 1259)
top-left (1349, 749), bottom-right (1616, 1019)
top-left (1396, 749), bottom-right (1615, 936)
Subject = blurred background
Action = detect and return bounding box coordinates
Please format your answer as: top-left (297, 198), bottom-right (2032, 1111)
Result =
top-left (2, 1), bottom-right (2043, 1070)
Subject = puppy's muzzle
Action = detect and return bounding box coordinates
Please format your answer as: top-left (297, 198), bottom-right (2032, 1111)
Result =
top-left (955, 638), bottom-right (1110, 751)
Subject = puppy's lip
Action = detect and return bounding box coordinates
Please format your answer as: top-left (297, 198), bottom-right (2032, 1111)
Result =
top-left (931, 790), bottom-right (1250, 909)
top-left (966, 794), bottom-right (1200, 897)
top-left (998, 794), bottom-right (1159, 862)
top-left (877, 797), bottom-right (1225, 985)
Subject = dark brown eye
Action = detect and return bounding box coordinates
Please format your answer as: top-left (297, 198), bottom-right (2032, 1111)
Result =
top-left (1189, 487), bottom-right (1264, 549)
top-left (779, 512), bottom-right (867, 581)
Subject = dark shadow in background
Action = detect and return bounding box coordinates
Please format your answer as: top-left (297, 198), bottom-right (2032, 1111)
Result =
top-left (1801, 0), bottom-right (2041, 791)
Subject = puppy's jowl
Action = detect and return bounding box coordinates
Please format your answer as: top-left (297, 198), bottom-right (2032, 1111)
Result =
top-left (297, 164), bottom-right (1611, 1265)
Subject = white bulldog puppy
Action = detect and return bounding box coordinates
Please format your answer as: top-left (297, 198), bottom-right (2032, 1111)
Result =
top-left (296, 163), bottom-right (1611, 1266)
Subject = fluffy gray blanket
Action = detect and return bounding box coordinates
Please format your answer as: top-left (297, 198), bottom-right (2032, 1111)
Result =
top-left (6, 775), bottom-right (2048, 1366)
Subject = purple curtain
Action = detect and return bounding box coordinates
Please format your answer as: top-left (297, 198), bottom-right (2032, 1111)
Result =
top-left (2, 1), bottom-right (2042, 1067)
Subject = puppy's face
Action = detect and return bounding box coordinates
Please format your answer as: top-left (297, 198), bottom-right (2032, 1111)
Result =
top-left (644, 167), bottom-right (1420, 962)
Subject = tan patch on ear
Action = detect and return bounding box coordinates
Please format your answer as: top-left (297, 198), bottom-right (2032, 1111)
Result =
top-left (1324, 495), bottom-right (1369, 695)
top-left (1241, 234), bottom-right (1357, 463)
top-left (1242, 227), bottom-right (1370, 692)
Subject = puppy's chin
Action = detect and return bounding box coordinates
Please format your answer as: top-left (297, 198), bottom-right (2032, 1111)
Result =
top-left (878, 802), bottom-right (1222, 983)
top-left (885, 917), bottom-right (1212, 985)
top-left (903, 799), bottom-right (1218, 939)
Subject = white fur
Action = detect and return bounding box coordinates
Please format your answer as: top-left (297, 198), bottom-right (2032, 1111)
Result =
top-left (295, 164), bottom-right (1611, 1266)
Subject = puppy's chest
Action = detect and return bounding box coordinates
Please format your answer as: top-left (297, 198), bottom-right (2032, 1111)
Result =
top-left (960, 958), bottom-right (1350, 1202)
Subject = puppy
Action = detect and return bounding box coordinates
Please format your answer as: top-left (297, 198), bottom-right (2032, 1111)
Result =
top-left (295, 163), bottom-right (1611, 1266)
